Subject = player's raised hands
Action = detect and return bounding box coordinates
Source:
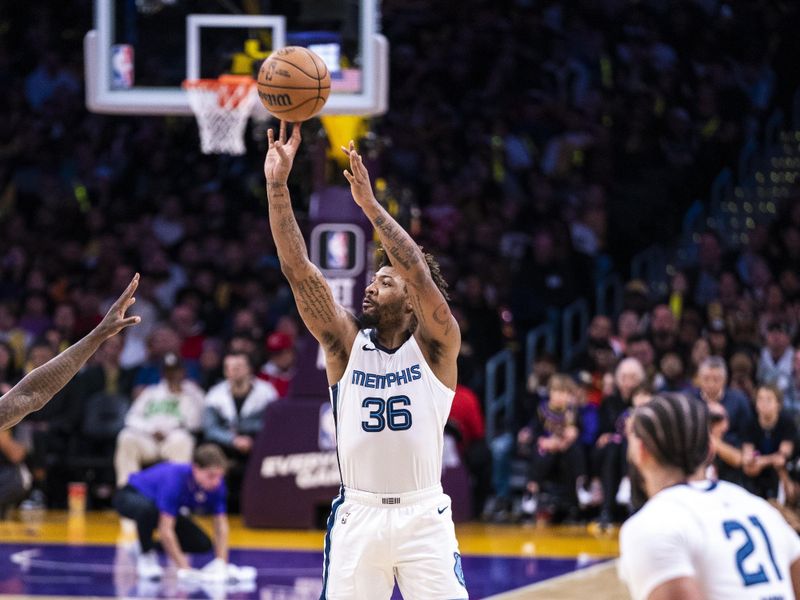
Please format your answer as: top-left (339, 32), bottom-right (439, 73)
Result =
top-left (341, 140), bottom-right (377, 208)
top-left (265, 120), bottom-right (302, 184)
top-left (95, 273), bottom-right (142, 339)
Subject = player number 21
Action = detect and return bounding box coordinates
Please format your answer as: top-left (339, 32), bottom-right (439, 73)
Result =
top-left (723, 516), bottom-right (783, 586)
top-left (361, 396), bottom-right (412, 432)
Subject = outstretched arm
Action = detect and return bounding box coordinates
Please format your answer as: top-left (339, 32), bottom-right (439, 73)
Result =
top-left (342, 143), bottom-right (460, 381)
top-left (264, 122), bottom-right (356, 383)
top-left (0, 274), bottom-right (141, 430)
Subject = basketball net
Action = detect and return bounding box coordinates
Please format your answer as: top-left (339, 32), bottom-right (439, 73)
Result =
top-left (183, 75), bottom-right (257, 155)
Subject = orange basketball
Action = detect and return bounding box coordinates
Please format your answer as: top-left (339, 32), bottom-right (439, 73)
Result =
top-left (257, 46), bottom-right (331, 122)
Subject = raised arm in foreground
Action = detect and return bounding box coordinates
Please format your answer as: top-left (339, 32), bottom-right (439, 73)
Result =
top-left (264, 122), bottom-right (356, 383)
top-left (342, 142), bottom-right (460, 388)
top-left (0, 274), bottom-right (141, 429)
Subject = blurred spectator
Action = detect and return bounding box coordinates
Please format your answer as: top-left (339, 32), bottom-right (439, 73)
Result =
top-left (624, 334), bottom-right (656, 385)
top-left (170, 303), bottom-right (205, 361)
top-left (0, 304), bottom-right (29, 370)
top-left (689, 337), bottom-right (712, 385)
top-left (133, 325), bottom-right (200, 397)
top-left (24, 50), bottom-right (79, 111)
top-left (197, 337), bottom-right (224, 391)
top-left (784, 349), bottom-right (800, 421)
top-left (591, 357), bottom-right (645, 527)
top-left (0, 341), bottom-right (21, 394)
top-left (707, 318), bottom-right (731, 360)
top-left (204, 351), bottom-right (278, 512)
top-left (447, 376), bottom-right (490, 520)
top-left (648, 304), bottom-right (679, 359)
top-left (257, 332), bottom-right (296, 399)
top-left (114, 353), bottom-right (204, 487)
top-left (653, 352), bottom-right (691, 394)
top-left (519, 374), bottom-right (585, 522)
top-left (729, 350), bottom-right (758, 402)
top-left (0, 428), bottom-right (30, 518)
top-left (695, 357), bottom-right (753, 485)
top-left (612, 310), bottom-right (641, 355)
top-left (569, 315), bottom-right (614, 372)
top-left (742, 385), bottom-right (796, 500)
top-left (757, 321), bottom-right (795, 396)
top-left (66, 334), bottom-right (138, 503)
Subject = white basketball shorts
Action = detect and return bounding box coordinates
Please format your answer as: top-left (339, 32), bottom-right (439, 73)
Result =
top-left (320, 484), bottom-right (469, 599)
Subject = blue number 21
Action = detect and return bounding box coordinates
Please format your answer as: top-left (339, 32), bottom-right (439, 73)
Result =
top-left (361, 396), bottom-right (412, 432)
top-left (723, 516), bottom-right (783, 586)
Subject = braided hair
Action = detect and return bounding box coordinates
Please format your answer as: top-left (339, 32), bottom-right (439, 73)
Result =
top-left (631, 393), bottom-right (710, 477)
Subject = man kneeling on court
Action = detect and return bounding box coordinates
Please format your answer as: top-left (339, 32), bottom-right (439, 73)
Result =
top-left (113, 443), bottom-right (251, 581)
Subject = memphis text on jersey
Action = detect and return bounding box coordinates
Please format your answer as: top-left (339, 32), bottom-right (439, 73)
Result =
top-left (351, 365), bottom-right (422, 390)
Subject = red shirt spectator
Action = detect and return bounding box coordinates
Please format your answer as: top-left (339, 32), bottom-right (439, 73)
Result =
top-left (258, 332), bottom-right (296, 398)
top-left (448, 384), bottom-right (485, 455)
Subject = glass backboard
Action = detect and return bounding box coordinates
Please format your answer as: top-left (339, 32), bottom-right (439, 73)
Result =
top-left (84, 0), bottom-right (387, 117)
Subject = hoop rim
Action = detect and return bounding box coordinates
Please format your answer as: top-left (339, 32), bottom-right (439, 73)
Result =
top-left (182, 75), bottom-right (255, 90)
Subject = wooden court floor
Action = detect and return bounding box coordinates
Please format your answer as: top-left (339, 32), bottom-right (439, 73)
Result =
top-left (0, 510), bottom-right (630, 599)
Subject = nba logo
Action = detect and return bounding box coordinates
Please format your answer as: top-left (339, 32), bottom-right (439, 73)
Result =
top-left (326, 231), bottom-right (350, 270)
top-left (111, 44), bottom-right (134, 89)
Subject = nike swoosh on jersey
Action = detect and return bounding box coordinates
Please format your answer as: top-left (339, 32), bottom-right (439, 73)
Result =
top-left (362, 344), bottom-right (377, 351)
top-left (437, 505), bottom-right (448, 514)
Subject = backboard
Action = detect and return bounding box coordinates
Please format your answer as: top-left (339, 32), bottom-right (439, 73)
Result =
top-left (84, 0), bottom-right (387, 117)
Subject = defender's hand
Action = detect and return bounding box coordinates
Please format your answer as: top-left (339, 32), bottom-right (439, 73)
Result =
top-left (265, 121), bottom-right (302, 184)
top-left (94, 274), bottom-right (141, 339)
top-left (341, 140), bottom-right (377, 208)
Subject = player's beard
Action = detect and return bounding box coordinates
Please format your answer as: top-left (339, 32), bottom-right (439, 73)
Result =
top-left (358, 296), bottom-right (407, 331)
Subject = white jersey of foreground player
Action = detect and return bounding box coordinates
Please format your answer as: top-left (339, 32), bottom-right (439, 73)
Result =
top-left (618, 479), bottom-right (800, 600)
top-left (332, 328), bottom-right (454, 493)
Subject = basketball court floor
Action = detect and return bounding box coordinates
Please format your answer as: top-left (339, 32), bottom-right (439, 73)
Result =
top-left (0, 510), bottom-right (629, 599)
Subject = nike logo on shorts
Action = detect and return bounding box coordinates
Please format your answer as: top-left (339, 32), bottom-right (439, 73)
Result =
top-left (437, 505), bottom-right (448, 514)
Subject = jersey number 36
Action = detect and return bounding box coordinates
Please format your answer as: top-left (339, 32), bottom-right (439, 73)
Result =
top-left (361, 396), bottom-right (412, 432)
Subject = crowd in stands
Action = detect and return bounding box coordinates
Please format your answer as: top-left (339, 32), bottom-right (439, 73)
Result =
top-left (1, 0), bottom-right (800, 522)
top-left (483, 210), bottom-right (800, 526)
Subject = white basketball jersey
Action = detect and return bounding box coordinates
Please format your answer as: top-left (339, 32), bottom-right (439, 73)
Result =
top-left (330, 329), bottom-right (455, 494)
top-left (619, 480), bottom-right (800, 600)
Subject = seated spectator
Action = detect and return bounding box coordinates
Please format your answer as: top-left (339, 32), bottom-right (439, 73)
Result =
top-left (133, 325), bottom-right (200, 397)
top-left (197, 337), bottom-right (224, 391)
top-left (0, 341), bottom-right (21, 394)
top-left (649, 304), bottom-right (680, 359)
top-left (784, 348), bottom-right (800, 423)
top-left (257, 331), bottom-right (296, 398)
top-left (68, 334), bottom-right (138, 505)
top-left (114, 353), bottom-right (205, 487)
top-left (695, 356), bottom-right (753, 485)
top-left (758, 320), bottom-right (794, 396)
top-left (590, 357), bottom-right (646, 527)
top-left (742, 384), bottom-right (796, 500)
top-left (0, 428), bottom-right (30, 518)
top-left (204, 351), bottom-right (278, 512)
top-left (653, 351), bottom-right (692, 393)
top-left (728, 350), bottom-right (757, 401)
top-left (624, 334), bottom-right (657, 386)
top-left (447, 374), bottom-right (491, 520)
top-left (520, 374), bottom-right (585, 522)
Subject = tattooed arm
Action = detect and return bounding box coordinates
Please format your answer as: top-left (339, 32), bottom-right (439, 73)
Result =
top-left (264, 122), bottom-right (357, 384)
top-left (341, 142), bottom-right (460, 388)
top-left (0, 274), bottom-right (141, 430)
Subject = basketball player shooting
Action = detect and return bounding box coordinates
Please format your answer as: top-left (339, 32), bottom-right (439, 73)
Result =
top-left (264, 122), bottom-right (468, 599)
top-left (0, 274), bottom-right (141, 430)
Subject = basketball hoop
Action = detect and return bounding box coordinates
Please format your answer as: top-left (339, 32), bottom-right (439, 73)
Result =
top-left (183, 75), bottom-right (258, 155)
